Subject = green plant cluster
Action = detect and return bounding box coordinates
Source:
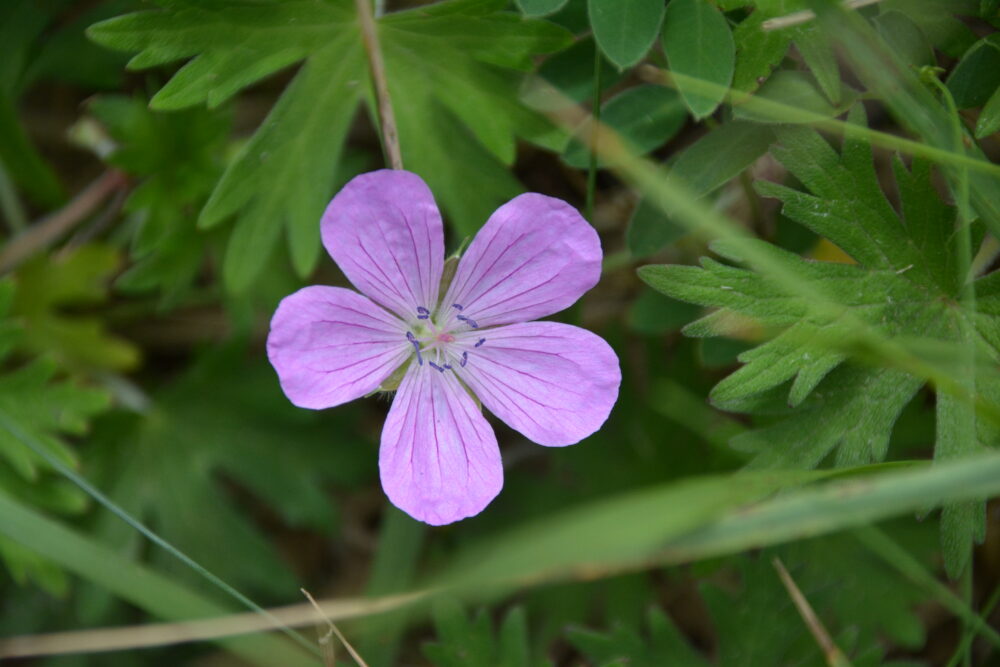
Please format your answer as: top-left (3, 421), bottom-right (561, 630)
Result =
top-left (1, 0), bottom-right (1000, 665)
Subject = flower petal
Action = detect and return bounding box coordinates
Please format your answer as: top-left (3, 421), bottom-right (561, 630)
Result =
top-left (440, 193), bottom-right (601, 328)
top-left (267, 286), bottom-right (411, 410)
top-left (454, 322), bottom-right (620, 446)
top-left (380, 361), bottom-right (502, 525)
top-left (321, 170), bottom-right (445, 321)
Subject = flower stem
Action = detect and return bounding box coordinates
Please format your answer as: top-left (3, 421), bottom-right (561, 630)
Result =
top-left (356, 0), bottom-right (403, 170)
top-left (0, 170), bottom-right (125, 274)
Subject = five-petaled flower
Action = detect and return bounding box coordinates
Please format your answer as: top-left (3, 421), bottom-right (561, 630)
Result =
top-left (267, 170), bottom-right (620, 525)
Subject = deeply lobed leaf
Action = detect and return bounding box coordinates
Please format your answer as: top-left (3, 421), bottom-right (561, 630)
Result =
top-left (88, 0), bottom-right (572, 291)
top-left (640, 110), bottom-right (1000, 575)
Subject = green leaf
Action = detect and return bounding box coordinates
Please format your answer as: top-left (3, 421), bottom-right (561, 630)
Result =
top-left (626, 121), bottom-right (774, 257)
top-left (881, 0), bottom-right (976, 58)
top-left (563, 85), bottom-right (686, 167)
top-left (536, 36), bottom-right (623, 104)
top-left (517, 0), bottom-right (569, 16)
top-left (567, 532), bottom-right (928, 665)
top-left (0, 87), bottom-right (64, 208)
top-left (704, 537), bottom-right (928, 664)
top-left (0, 0), bottom-right (56, 92)
top-left (872, 10), bottom-right (934, 68)
top-left (627, 197), bottom-right (687, 258)
top-left (435, 452), bottom-right (1000, 593)
top-left (638, 110), bottom-right (1000, 573)
top-left (731, 9), bottom-right (790, 94)
top-left (22, 1), bottom-right (130, 91)
top-left (89, 0), bottom-right (572, 291)
top-left (662, 0), bottom-right (735, 118)
top-left (439, 470), bottom-right (830, 588)
top-left (639, 111), bottom-right (996, 468)
top-left (208, 39), bottom-right (364, 289)
top-left (423, 602), bottom-right (532, 667)
top-left (793, 23), bottom-right (840, 104)
top-left (946, 35), bottom-right (1000, 109)
top-left (701, 556), bottom-right (812, 664)
top-left (357, 506), bottom-right (426, 666)
top-left (588, 0), bottom-right (665, 69)
top-left (497, 607), bottom-right (532, 667)
top-left (0, 491), bottom-right (315, 667)
top-left (12, 245), bottom-right (141, 372)
top-left (975, 84), bottom-right (1000, 138)
top-left (733, 70), bottom-right (854, 123)
top-left (935, 392), bottom-right (984, 579)
top-left (668, 120), bottom-right (775, 197)
top-left (790, 532), bottom-right (930, 651)
top-left (628, 288), bottom-right (700, 334)
top-left (0, 279), bottom-right (109, 592)
top-left (84, 345), bottom-right (373, 600)
top-left (568, 606), bottom-right (708, 667)
top-left (806, 1), bottom-right (1000, 240)
top-left (87, 94), bottom-right (230, 305)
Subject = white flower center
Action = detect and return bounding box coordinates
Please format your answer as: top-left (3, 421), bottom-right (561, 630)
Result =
top-left (405, 303), bottom-right (484, 372)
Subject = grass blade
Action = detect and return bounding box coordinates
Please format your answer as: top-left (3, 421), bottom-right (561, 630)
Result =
top-left (0, 492), bottom-right (316, 665)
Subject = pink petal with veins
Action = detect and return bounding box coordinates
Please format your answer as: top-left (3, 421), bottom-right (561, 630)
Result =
top-left (267, 286), bottom-right (410, 410)
top-left (380, 362), bottom-right (502, 525)
top-left (454, 322), bottom-right (620, 446)
top-left (440, 193), bottom-right (601, 328)
top-left (322, 170), bottom-right (445, 322)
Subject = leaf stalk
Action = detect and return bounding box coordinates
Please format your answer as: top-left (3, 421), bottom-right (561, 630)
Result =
top-left (355, 0), bottom-right (403, 170)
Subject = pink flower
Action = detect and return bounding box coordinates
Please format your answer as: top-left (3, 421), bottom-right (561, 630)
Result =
top-left (267, 170), bottom-right (620, 525)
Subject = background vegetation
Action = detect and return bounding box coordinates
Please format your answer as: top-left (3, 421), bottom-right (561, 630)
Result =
top-left (2, 0), bottom-right (1000, 664)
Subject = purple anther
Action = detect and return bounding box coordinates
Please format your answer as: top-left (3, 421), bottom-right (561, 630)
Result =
top-left (442, 363), bottom-right (453, 370)
top-left (474, 338), bottom-right (485, 348)
top-left (416, 306), bottom-right (430, 320)
top-left (460, 351), bottom-right (468, 367)
top-left (457, 314), bottom-right (479, 329)
top-left (451, 303), bottom-right (464, 311)
top-left (406, 331), bottom-right (423, 365)
top-left (428, 361), bottom-right (446, 373)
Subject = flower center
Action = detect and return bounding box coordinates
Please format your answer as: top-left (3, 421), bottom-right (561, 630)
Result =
top-left (405, 304), bottom-right (485, 372)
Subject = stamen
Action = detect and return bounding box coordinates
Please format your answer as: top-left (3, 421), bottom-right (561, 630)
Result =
top-left (406, 331), bottom-right (423, 365)
top-left (451, 303), bottom-right (464, 311)
top-left (428, 361), bottom-right (446, 373)
top-left (460, 351), bottom-right (468, 367)
top-left (456, 314), bottom-right (479, 328)
top-left (474, 338), bottom-right (485, 347)
top-left (416, 306), bottom-right (430, 320)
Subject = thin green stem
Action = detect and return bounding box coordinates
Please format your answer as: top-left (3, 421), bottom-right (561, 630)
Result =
top-left (585, 45), bottom-right (602, 224)
top-left (0, 410), bottom-right (320, 659)
top-left (947, 581), bottom-right (1000, 667)
top-left (640, 66), bottom-right (1000, 178)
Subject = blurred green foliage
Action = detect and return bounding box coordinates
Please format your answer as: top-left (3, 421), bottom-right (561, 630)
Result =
top-left (0, 0), bottom-right (999, 665)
